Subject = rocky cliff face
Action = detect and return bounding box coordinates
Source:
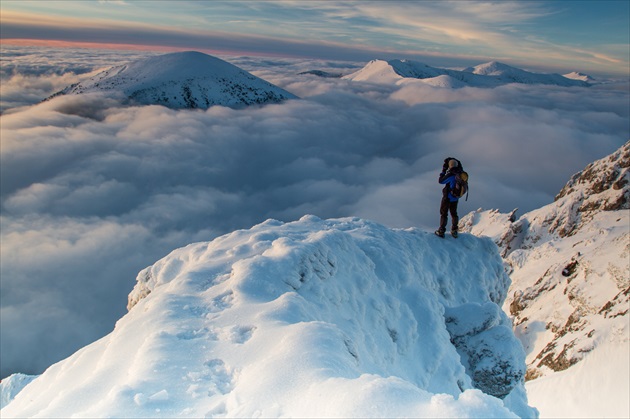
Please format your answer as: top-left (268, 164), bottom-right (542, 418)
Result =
top-left (460, 141), bottom-right (629, 380)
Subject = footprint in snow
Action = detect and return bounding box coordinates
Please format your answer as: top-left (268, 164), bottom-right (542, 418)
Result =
top-left (225, 325), bottom-right (256, 344)
top-left (204, 359), bottom-right (236, 395)
top-left (208, 291), bottom-right (235, 313)
top-left (176, 327), bottom-right (216, 341)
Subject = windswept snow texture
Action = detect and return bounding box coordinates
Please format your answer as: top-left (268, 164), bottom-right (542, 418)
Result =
top-left (345, 59), bottom-right (589, 88)
top-left (49, 51), bottom-right (297, 109)
top-left (1, 216), bottom-right (536, 418)
top-left (460, 141), bottom-right (630, 418)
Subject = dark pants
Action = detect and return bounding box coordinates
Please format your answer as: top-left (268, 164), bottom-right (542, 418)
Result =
top-left (438, 195), bottom-right (459, 232)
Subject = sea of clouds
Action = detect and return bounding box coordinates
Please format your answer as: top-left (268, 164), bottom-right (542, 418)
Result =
top-left (1, 46), bottom-right (628, 378)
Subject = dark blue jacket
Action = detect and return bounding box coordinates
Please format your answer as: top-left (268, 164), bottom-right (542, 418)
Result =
top-left (439, 168), bottom-right (462, 202)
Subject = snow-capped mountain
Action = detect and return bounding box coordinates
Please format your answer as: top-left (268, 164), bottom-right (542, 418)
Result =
top-left (463, 61), bottom-right (589, 86)
top-left (342, 59), bottom-right (491, 86)
top-left (344, 59), bottom-right (590, 88)
top-left (460, 141), bottom-right (629, 417)
top-left (47, 51), bottom-right (297, 109)
top-left (563, 71), bottom-right (596, 83)
top-left (1, 217), bottom-right (537, 418)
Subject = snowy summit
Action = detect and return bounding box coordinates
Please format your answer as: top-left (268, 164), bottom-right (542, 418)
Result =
top-left (563, 71), bottom-right (596, 83)
top-left (47, 51), bottom-right (297, 109)
top-left (344, 59), bottom-right (590, 88)
top-left (1, 216), bottom-right (537, 418)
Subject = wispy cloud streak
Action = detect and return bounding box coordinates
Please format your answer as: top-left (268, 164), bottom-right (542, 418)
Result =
top-left (1, 1), bottom-right (628, 76)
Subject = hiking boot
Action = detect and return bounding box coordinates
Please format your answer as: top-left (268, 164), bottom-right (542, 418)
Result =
top-left (435, 230), bottom-right (445, 238)
top-left (451, 230), bottom-right (458, 238)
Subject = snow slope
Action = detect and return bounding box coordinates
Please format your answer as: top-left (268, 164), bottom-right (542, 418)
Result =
top-left (563, 72), bottom-right (596, 83)
top-left (464, 62), bottom-right (588, 87)
top-left (526, 341), bottom-right (629, 419)
top-left (344, 59), bottom-right (589, 88)
top-left (1, 216), bottom-right (537, 418)
top-left (47, 51), bottom-right (297, 109)
top-left (460, 141), bottom-right (630, 417)
top-left (0, 374), bottom-right (36, 409)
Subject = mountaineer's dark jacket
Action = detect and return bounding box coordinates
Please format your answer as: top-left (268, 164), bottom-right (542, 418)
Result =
top-left (439, 167), bottom-right (463, 202)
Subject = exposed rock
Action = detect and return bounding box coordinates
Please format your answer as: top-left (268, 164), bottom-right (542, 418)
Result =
top-left (445, 303), bottom-right (526, 398)
top-left (460, 141), bottom-right (629, 381)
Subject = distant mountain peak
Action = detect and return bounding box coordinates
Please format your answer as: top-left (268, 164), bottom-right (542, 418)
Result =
top-left (344, 59), bottom-right (589, 88)
top-left (563, 71), bottom-right (596, 82)
top-left (297, 70), bottom-right (342, 78)
top-left (48, 51), bottom-right (297, 109)
top-left (464, 61), bottom-right (515, 74)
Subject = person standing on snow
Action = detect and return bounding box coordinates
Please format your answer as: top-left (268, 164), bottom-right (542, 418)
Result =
top-left (435, 157), bottom-right (465, 238)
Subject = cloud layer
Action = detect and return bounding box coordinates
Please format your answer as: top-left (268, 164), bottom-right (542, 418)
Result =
top-left (1, 47), bottom-right (628, 377)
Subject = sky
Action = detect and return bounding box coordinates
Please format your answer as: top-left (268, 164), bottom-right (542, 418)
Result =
top-left (0, 1), bottom-right (629, 382)
top-left (1, 0), bottom-right (629, 77)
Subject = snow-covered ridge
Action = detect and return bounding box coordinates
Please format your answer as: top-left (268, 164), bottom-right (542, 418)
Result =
top-left (47, 51), bottom-right (297, 109)
top-left (563, 71), bottom-right (596, 83)
top-left (460, 141), bottom-right (629, 416)
top-left (344, 59), bottom-right (590, 88)
top-left (554, 141), bottom-right (629, 214)
top-left (1, 216), bottom-right (536, 418)
top-left (0, 374), bottom-right (36, 410)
